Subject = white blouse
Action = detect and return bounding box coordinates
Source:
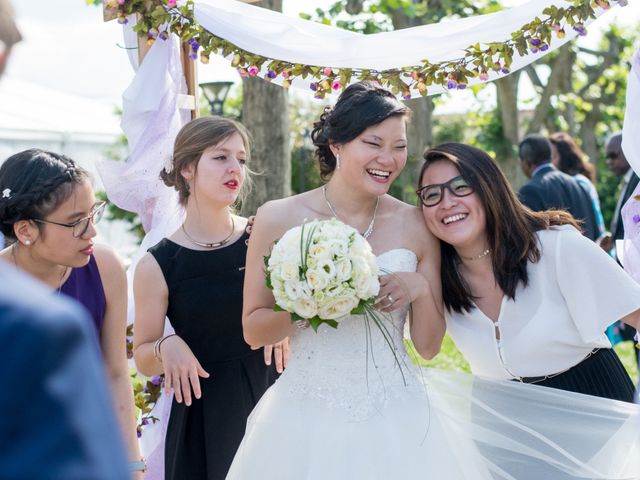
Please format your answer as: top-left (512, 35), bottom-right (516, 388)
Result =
top-left (446, 225), bottom-right (640, 380)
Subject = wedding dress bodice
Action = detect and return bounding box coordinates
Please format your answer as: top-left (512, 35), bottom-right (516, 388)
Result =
top-left (280, 249), bottom-right (423, 420)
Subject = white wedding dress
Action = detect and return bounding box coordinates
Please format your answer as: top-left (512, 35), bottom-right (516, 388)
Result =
top-left (227, 249), bottom-right (640, 480)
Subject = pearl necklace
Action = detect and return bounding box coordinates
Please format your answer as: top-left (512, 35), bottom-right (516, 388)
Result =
top-left (322, 185), bottom-right (378, 239)
top-left (181, 216), bottom-right (235, 249)
top-left (459, 248), bottom-right (491, 261)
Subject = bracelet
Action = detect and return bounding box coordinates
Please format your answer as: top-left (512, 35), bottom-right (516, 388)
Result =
top-left (129, 459), bottom-right (147, 472)
top-left (157, 333), bottom-right (177, 360)
top-left (153, 337), bottom-right (163, 362)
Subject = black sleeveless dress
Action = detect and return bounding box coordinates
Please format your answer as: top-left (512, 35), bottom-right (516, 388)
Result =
top-left (148, 232), bottom-right (277, 480)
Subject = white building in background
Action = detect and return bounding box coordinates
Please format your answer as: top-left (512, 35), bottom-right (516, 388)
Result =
top-left (0, 76), bottom-right (139, 260)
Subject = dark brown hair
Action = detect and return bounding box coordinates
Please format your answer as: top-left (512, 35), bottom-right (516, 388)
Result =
top-left (549, 132), bottom-right (595, 183)
top-left (419, 143), bottom-right (578, 313)
top-left (160, 116), bottom-right (252, 206)
top-left (310, 81), bottom-right (410, 179)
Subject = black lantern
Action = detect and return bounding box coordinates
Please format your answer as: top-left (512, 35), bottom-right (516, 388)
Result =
top-left (199, 81), bottom-right (234, 116)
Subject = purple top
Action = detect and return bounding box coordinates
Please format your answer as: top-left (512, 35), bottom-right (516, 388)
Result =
top-left (59, 255), bottom-right (106, 335)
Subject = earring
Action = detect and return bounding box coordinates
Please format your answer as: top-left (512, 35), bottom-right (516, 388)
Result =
top-left (24, 240), bottom-right (31, 246)
top-left (336, 154), bottom-right (341, 170)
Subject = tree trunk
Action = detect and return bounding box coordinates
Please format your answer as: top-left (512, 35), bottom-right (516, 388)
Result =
top-left (239, 0), bottom-right (290, 216)
top-left (495, 74), bottom-right (526, 188)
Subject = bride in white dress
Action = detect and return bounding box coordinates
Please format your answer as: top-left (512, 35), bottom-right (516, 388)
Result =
top-left (228, 82), bottom-right (640, 479)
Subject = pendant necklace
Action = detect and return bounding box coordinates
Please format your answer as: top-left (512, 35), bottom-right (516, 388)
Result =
top-left (322, 185), bottom-right (378, 239)
top-left (182, 216), bottom-right (236, 249)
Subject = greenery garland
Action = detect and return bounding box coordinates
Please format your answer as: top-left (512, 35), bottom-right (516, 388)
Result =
top-left (92, 0), bottom-right (628, 98)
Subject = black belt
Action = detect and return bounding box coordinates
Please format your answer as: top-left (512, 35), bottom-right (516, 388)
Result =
top-left (513, 348), bottom-right (602, 385)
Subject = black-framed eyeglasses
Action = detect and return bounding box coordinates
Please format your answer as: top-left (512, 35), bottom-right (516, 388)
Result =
top-left (32, 201), bottom-right (106, 238)
top-left (416, 176), bottom-right (473, 207)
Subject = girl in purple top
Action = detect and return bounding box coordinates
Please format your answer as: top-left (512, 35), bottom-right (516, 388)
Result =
top-left (0, 149), bottom-right (143, 476)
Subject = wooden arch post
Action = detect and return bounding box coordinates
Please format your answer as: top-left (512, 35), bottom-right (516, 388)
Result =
top-left (103, 0), bottom-right (260, 120)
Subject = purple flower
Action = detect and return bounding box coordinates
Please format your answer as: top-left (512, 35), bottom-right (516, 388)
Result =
top-left (267, 70), bottom-right (277, 79)
top-left (618, 0), bottom-right (628, 5)
top-left (151, 375), bottom-right (162, 386)
top-left (530, 38), bottom-right (541, 47)
top-left (191, 41), bottom-right (200, 51)
top-left (457, 83), bottom-right (467, 90)
top-left (501, 68), bottom-right (510, 74)
top-left (633, 214), bottom-right (640, 224)
top-left (159, 32), bottom-right (169, 41)
top-left (332, 80), bottom-right (341, 90)
top-left (189, 52), bottom-right (197, 60)
top-left (530, 47), bottom-right (539, 54)
top-left (248, 66), bottom-right (259, 76)
top-left (188, 38), bottom-right (195, 44)
top-left (540, 44), bottom-right (549, 51)
top-left (447, 80), bottom-right (457, 89)
top-left (402, 94), bottom-right (412, 100)
top-left (141, 418), bottom-right (150, 426)
top-left (137, 429), bottom-right (142, 438)
top-left (310, 83), bottom-right (317, 91)
top-left (117, 16), bottom-right (128, 25)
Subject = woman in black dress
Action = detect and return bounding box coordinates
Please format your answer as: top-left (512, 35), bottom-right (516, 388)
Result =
top-left (133, 116), bottom-right (282, 479)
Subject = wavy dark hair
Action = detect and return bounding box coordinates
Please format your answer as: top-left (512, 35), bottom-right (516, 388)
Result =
top-left (419, 143), bottom-right (578, 313)
top-left (0, 149), bottom-right (90, 239)
top-left (549, 132), bottom-right (595, 183)
top-left (310, 81), bottom-right (410, 179)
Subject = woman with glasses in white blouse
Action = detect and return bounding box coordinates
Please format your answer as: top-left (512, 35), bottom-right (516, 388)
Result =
top-left (418, 142), bottom-right (640, 402)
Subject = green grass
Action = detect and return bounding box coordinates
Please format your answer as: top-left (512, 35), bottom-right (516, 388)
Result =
top-left (407, 335), bottom-right (639, 383)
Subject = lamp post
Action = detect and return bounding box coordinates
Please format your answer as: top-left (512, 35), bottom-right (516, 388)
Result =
top-left (199, 81), bottom-right (234, 116)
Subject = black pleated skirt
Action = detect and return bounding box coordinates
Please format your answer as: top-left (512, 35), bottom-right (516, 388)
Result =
top-left (522, 348), bottom-right (636, 403)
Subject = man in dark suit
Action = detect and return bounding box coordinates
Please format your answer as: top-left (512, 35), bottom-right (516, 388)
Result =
top-left (600, 133), bottom-right (639, 367)
top-left (518, 134), bottom-right (599, 241)
top-left (0, 262), bottom-right (130, 479)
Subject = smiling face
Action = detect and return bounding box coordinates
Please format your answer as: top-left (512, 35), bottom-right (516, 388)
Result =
top-left (181, 132), bottom-right (247, 208)
top-left (419, 160), bottom-right (488, 254)
top-left (330, 115), bottom-right (407, 196)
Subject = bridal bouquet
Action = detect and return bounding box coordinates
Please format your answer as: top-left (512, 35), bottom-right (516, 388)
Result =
top-left (265, 218), bottom-right (380, 331)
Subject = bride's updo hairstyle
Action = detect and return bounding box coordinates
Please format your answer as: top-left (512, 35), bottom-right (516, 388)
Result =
top-left (0, 149), bottom-right (90, 240)
top-left (311, 81), bottom-right (410, 179)
top-left (160, 116), bottom-right (253, 206)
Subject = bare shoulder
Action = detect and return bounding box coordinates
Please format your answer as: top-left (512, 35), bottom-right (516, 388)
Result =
top-left (254, 191), bottom-right (321, 235)
top-left (387, 200), bottom-right (436, 259)
top-left (134, 251), bottom-right (163, 280)
top-left (93, 244), bottom-right (125, 278)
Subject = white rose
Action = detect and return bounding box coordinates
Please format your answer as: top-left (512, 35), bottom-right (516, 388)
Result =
top-left (308, 243), bottom-right (331, 261)
top-left (284, 280), bottom-right (311, 301)
top-left (334, 257), bottom-right (352, 282)
top-left (318, 295), bottom-right (360, 320)
top-left (306, 267), bottom-right (331, 291)
top-left (279, 260), bottom-right (300, 282)
top-left (291, 297), bottom-right (318, 319)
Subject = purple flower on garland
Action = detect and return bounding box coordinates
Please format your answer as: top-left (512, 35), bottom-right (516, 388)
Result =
top-left (457, 83), bottom-right (467, 90)
top-left (117, 15), bottom-right (128, 25)
top-left (137, 429), bottom-right (142, 438)
top-left (189, 52), bottom-right (197, 60)
top-left (248, 66), bottom-right (259, 76)
top-left (530, 47), bottom-right (539, 54)
top-left (402, 93), bottom-right (412, 100)
top-left (447, 80), bottom-right (457, 89)
top-left (332, 80), bottom-right (341, 90)
top-left (633, 214), bottom-right (640, 224)
top-left (167, 0), bottom-right (177, 6)
top-left (310, 83), bottom-right (317, 91)
top-left (159, 31), bottom-right (168, 41)
top-left (151, 375), bottom-right (163, 386)
top-left (540, 44), bottom-right (549, 52)
top-left (191, 41), bottom-right (200, 52)
top-left (148, 28), bottom-right (158, 39)
top-left (282, 71), bottom-right (290, 79)
top-left (118, 0), bottom-right (125, 4)
top-left (479, 73), bottom-right (489, 81)
top-left (267, 70), bottom-right (277, 79)
top-left (501, 68), bottom-right (510, 74)
top-left (572, 24), bottom-right (587, 36)
top-left (188, 37), bottom-right (195, 44)
top-left (141, 418), bottom-right (150, 426)
top-left (530, 38), bottom-right (541, 47)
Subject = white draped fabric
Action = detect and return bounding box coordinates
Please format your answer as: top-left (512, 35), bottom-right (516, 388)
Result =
top-left (97, 35), bottom-right (188, 480)
top-left (622, 49), bottom-right (640, 284)
top-left (193, 0), bottom-right (616, 96)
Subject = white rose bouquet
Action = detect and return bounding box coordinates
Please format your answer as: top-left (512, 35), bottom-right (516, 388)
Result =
top-left (265, 218), bottom-right (381, 331)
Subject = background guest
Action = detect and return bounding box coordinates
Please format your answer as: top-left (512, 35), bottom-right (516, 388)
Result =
top-left (518, 134), bottom-right (599, 241)
top-left (0, 149), bottom-right (143, 475)
top-left (548, 131), bottom-right (606, 241)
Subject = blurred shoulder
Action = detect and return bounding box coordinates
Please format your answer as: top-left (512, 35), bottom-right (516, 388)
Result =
top-left (93, 244), bottom-right (125, 277)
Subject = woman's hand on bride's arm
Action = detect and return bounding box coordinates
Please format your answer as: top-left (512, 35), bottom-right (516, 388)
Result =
top-left (263, 338), bottom-right (290, 373)
top-left (375, 272), bottom-right (427, 312)
top-left (159, 335), bottom-right (210, 406)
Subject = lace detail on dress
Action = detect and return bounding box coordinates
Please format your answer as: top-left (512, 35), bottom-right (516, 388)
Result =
top-left (279, 249), bottom-right (424, 420)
